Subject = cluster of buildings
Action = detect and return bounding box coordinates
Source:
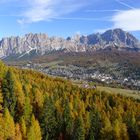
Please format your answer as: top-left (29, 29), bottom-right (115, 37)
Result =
top-left (21, 62), bottom-right (140, 90)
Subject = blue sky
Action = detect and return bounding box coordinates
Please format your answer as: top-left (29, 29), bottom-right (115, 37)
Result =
top-left (0, 0), bottom-right (140, 39)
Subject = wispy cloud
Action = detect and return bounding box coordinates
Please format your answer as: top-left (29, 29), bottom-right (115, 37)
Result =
top-left (86, 9), bottom-right (123, 12)
top-left (0, 14), bottom-right (21, 17)
top-left (94, 1), bottom-right (139, 32)
top-left (115, 0), bottom-right (135, 9)
top-left (17, 0), bottom-right (90, 24)
top-left (112, 9), bottom-right (140, 31)
top-left (51, 17), bottom-right (109, 21)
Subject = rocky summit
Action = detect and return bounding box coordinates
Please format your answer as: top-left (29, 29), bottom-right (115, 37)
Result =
top-left (0, 28), bottom-right (140, 59)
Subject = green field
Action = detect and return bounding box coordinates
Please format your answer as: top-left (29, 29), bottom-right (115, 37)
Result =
top-left (72, 80), bottom-right (140, 99)
top-left (38, 60), bottom-right (64, 67)
top-left (97, 86), bottom-right (140, 99)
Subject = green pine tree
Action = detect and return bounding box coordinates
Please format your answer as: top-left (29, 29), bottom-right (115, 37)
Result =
top-left (2, 69), bottom-right (17, 117)
top-left (41, 96), bottom-right (57, 140)
top-left (73, 115), bottom-right (85, 140)
top-left (63, 99), bottom-right (73, 139)
top-left (23, 95), bottom-right (32, 125)
top-left (89, 109), bottom-right (101, 139)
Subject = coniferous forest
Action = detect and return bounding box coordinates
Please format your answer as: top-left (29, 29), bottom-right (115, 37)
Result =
top-left (0, 61), bottom-right (140, 140)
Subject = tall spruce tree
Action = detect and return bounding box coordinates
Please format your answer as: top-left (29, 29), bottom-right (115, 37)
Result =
top-left (41, 96), bottom-right (57, 140)
top-left (0, 92), bottom-right (3, 116)
top-left (3, 108), bottom-right (15, 140)
top-left (89, 109), bottom-right (101, 140)
top-left (23, 95), bottom-right (32, 125)
top-left (63, 99), bottom-right (73, 139)
top-left (73, 115), bottom-right (85, 140)
top-left (2, 69), bottom-right (17, 117)
top-left (27, 115), bottom-right (42, 140)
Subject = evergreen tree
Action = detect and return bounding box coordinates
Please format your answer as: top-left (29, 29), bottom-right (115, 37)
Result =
top-left (23, 95), bottom-right (32, 124)
top-left (89, 109), bottom-right (101, 140)
top-left (0, 92), bottom-right (3, 116)
top-left (113, 119), bottom-right (129, 140)
top-left (27, 115), bottom-right (42, 140)
top-left (20, 117), bottom-right (27, 140)
top-left (0, 61), bottom-right (7, 78)
top-left (73, 115), bottom-right (85, 140)
top-left (0, 116), bottom-right (4, 140)
top-left (100, 116), bottom-right (113, 140)
top-left (41, 96), bottom-right (57, 140)
top-left (63, 99), bottom-right (74, 139)
top-left (126, 112), bottom-right (138, 140)
top-left (31, 86), bottom-right (43, 116)
top-left (2, 69), bottom-right (17, 117)
top-left (14, 80), bottom-right (25, 119)
top-left (3, 108), bottom-right (15, 140)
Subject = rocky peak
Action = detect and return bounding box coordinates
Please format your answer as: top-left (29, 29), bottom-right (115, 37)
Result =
top-left (102, 29), bottom-right (139, 47)
top-left (0, 29), bottom-right (139, 59)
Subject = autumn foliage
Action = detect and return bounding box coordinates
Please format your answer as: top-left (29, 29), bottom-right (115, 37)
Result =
top-left (0, 61), bottom-right (140, 140)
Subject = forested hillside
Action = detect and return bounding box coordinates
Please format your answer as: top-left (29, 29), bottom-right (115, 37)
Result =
top-left (0, 61), bottom-right (140, 140)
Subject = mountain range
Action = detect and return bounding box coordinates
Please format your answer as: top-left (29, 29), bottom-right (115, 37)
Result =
top-left (0, 28), bottom-right (140, 59)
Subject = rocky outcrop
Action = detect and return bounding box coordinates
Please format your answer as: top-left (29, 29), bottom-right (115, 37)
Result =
top-left (0, 29), bottom-right (140, 58)
top-left (82, 29), bottom-right (140, 49)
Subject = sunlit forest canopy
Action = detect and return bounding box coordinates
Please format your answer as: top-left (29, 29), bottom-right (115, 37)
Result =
top-left (0, 61), bottom-right (140, 140)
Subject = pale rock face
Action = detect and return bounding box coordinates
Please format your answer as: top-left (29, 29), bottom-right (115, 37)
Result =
top-left (0, 29), bottom-right (139, 58)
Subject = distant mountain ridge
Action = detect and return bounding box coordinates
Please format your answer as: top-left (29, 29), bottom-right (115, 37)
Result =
top-left (0, 28), bottom-right (140, 59)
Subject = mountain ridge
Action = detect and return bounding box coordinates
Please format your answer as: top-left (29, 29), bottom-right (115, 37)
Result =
top-left (0, 28), bottom-right (140, 59)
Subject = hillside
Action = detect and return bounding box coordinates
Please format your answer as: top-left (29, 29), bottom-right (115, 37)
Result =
top-left (6, 50), bottom-right (140, 90)
top-left (0, 61), bottom-right (140, 140)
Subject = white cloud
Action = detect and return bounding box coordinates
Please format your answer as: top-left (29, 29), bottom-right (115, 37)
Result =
top-left (112, 9), bottom-right (140, 31)
top-left (93, 28), bottom-right (111, 33)
top-left (18, 0), bottom-right (90, 24)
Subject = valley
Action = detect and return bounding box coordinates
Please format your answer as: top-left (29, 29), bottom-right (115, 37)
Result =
top-left (1, 29), bottom-right (140, 92)
top-left (6, 50), bottom-right (140, 91)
